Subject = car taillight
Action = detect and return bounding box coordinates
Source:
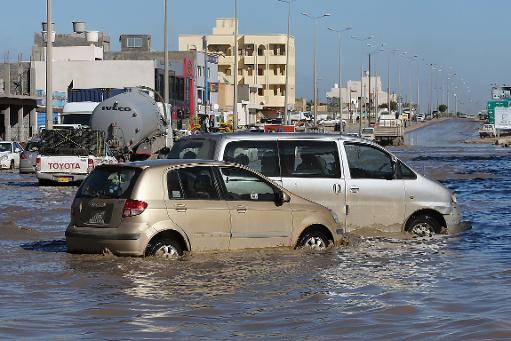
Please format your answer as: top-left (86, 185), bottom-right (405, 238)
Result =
top-left (20, 153), bottom-right (28, 160)
top-left (87, 158), bottom-right (95, 173)
top-left (122, 199), bottom-right (148, 218)
top-left (35, 156), bottom-right (41, 171)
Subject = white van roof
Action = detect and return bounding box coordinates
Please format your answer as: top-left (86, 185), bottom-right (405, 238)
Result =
top-left (62, 102), bottom-right (100, 114)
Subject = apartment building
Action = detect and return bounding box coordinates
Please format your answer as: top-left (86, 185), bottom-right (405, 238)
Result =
top-left (179, 18), bottom-right (295, 121)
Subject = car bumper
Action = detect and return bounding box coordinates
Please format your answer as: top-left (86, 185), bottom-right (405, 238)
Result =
top-left (65, 226), bottom-right (149, 256)
top-left (0, 159), bottom-right (12, 169)
top-left (19, 165), bottom-right (36, 174)
top-left (36, 172), bottom-right (88, 182)
top-left (444, 206), bottom-right (470, 234)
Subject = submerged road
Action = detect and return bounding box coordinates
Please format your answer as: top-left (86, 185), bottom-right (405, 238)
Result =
top-left (1, 119), bottom-right (511, 340)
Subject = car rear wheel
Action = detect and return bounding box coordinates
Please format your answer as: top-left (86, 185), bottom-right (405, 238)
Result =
top-left (298, 230), bottom-right (330, 251)
top-left (406, 215), bottom-right (440, 237)
top-left (9, 160), bottom-right (14, 170)
top-left (146, 238), bottom-right (184, 259)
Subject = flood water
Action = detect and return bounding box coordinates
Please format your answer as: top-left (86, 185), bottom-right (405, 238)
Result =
top-left (1, 119), bottom-right (511, 340)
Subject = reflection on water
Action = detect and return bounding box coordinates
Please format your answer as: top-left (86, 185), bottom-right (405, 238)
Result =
top-left (1, 120), bottom-right (511, 339)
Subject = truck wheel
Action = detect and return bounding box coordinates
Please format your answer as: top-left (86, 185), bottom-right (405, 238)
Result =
top-left (9, 160), bottom-right (14, 170)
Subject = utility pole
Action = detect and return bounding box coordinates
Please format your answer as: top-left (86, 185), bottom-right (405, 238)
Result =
top-left (164, 0), bottom-right (169, 105)
top-left (45, 0), bottom-right (53, 130)
top-left (302, 12), bottom-right (330, 126)
top-left (233, 0), bottom-right (239, 130)
top-left (278, 0), bottom-right (293, 124)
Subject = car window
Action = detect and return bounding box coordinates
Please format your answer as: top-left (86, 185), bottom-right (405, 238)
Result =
top-left (168, 138), bottom-right (216, 160)
top-left (344, 143), bottom-right (394, 179)
top-left (0, 143), bottom-right (11, 153)
top-left (279, 140), bottom-right (341, 178)
top-left (397, 161), bottom-right (417, 180)
top-left (173, 167), bottom-right (220, 200)
top-left (219, 167), bottom-right (275, 201)
top-left (223, 140), bottom-right (280, 177)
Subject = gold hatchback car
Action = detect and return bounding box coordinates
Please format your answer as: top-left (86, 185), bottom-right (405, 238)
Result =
top-left (66, 160), bottom-right (344, 258)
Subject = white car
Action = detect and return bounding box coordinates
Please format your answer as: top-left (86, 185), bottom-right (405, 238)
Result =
top-left (0, 141), bottom-right (24, 170)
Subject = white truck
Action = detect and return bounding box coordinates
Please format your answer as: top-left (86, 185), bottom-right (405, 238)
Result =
top-left (36, 129), bottom-right (116, 185)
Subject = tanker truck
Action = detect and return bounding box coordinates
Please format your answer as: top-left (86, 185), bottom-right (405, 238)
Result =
top-left (90, 87), bottom-right (172, 161)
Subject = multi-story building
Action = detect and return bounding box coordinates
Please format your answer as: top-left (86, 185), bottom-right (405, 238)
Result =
top-left (179, 18), bottom-right (295, 123)
top-left (31, 22), bottom-right (219, 129)
top-left (326, 73), bottom-right (397, 117)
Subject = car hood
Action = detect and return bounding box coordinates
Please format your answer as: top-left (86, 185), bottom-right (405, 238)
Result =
top-left (0, 151), bottom-right (10, 156)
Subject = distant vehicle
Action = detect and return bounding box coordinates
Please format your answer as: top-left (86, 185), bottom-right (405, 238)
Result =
top-left (345, 132), bottom-right (359, 138)
top-left (425, 113), bottom-right (433, 120)
top-left (417, 113), bottom-right (426, 122)
top-left (479, 124), bottom-right (496, 138)
top-left (90, 88), bottom-right (172, 161)
top-left (38, 124), bottom-right (83, 134)
top-left (0, 141), bottom-right (23, 170)
top-left (61, 101), bottom-right (99, 126)
top-left (432, 110), bottom-right (439, 119)
top-left (19, 138), bottom-right (42, 174)
top-left (36, 129), bottom-right (117, 185)
top-left (361, 127), bottom-right (375, 141)
top-left (66, 160), bottom-right (343, 257)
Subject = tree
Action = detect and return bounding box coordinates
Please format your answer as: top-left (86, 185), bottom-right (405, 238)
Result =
top-left (439, 104), bottom-right (448, 113)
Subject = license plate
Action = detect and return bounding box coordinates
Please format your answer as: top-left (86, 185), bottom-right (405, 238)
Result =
top-left (56, 176), bottom-right (72, 183)
top-left (88, 211), bottom-right (106, 225)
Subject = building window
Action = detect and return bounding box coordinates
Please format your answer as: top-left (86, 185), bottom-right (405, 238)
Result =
top-left (197, 66), bottom-right (202, 77)
top-left (258, 88), bottom-right (263, 96)
top-left (258, 67), bottom-right (264, 76)
top-left (126, 37), bottom-right (143, 48)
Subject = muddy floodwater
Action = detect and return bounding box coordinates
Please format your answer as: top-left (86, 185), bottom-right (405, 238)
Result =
top-left (1, 119), bottom-right (511, 340)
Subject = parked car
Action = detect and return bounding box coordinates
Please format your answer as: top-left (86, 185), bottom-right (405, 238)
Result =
top-left (479, 124), bottom-right (496, 138)
top-left (417, 113), bottom-right (426, 122)
top-left (168, 133), bottom-right (463, 237)
top-left (0, 141), bottom-right (23, 170)
top-left (360, 127), bottom-right (375, 141)
top-left (66, 160), bottom-right (343, 257)
top-left (19, 138), bottom-right (42, 174)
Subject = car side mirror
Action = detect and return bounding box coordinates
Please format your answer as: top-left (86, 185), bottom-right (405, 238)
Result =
top-left (15, 148), bottom-right (21, 153)
top-left (275, 190), bottom-right (291, 206)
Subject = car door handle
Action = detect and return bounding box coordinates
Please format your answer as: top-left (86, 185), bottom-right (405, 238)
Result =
top-left (236, 205), bottom-right (247, 214)
top-left (175, 204), bottom-right (187, 212)
top-left (333, 184), bottom-right (342, 194)
top-left (349, 186), bottom-right (360, 193)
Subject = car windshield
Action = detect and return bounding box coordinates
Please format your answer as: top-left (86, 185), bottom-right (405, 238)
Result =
top-left (26, 141), bottom-right (41, 152)
top-left (76, 167), bottom-right (141, 199)
top-left (0, 143), bottom-right (11, 152)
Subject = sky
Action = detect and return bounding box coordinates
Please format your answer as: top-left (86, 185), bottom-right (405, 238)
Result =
top-left (1, 0), bottom-right (509, 114)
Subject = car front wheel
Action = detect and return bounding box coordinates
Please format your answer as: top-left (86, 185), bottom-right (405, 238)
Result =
top-left (406, 215), bottom-right (441, 237)
top-left (297, 230), bottom-right (331, 251)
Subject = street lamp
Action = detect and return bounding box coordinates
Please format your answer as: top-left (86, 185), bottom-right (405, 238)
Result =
top-left (351, 35), bottom-right (372, 135)
top-left (302, 11), bottom-right (330, 126)
top-left (367, 43), bottom-right (385, 124)
top-left (164, 0), bottom-right (169, 106)
top-left (277, 0), bottom-right (295, 125)
top-left (232, 0), bottom-right (239, 130)
top-left (45, 0), bottom-right (53, 130)
top-left (328, 26), bottom-right (352, 132)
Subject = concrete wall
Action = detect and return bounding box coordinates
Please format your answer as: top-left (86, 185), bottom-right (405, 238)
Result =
top-left (32, 60), bottom-right (155, 92)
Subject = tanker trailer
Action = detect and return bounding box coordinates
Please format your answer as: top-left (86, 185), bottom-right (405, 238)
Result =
top-left (90, 88), bottom-right (172, 161)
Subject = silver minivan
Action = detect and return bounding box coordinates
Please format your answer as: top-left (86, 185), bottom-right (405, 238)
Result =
top-left (168, 133), bottom-right (464, 237)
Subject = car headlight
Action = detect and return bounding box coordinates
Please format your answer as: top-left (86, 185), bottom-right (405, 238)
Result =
top-left (0, 155), bottom-right (8, 161)
top-left (451, 193), bottom-right (457, 205)
top-left (329, 209), bottom-right (341, 224)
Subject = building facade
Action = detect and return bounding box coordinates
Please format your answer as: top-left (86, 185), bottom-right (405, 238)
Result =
top-left (179, 18), bottom-right (295, 122)
top-left (326, 73), bottom-right (397, 116)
